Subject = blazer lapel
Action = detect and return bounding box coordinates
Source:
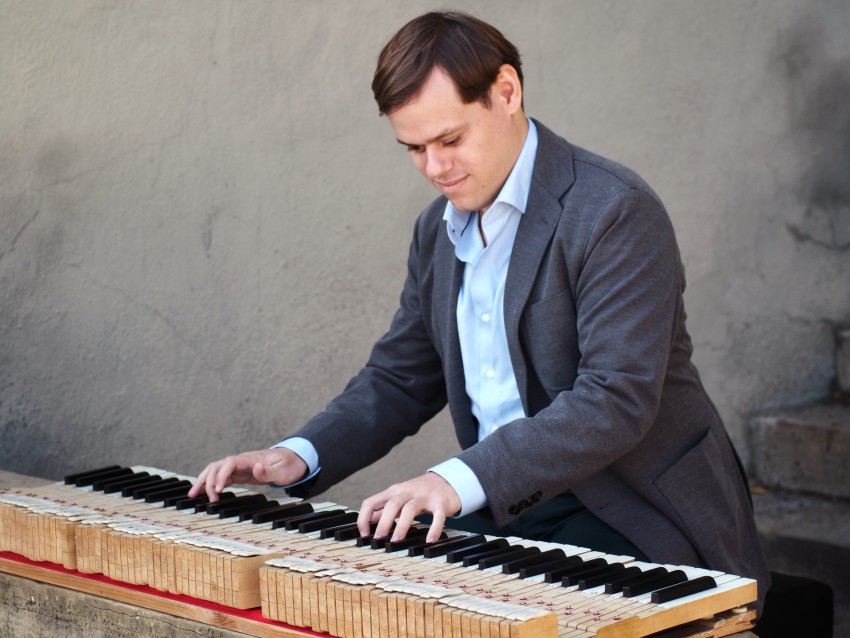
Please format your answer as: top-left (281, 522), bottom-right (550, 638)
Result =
top-left (433, 225), bottom-right (478, 448)
top-left (504, 120), bottom-right (576, 414)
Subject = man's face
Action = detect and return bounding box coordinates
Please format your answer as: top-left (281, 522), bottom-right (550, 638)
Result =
top-left (387, 67), bottom-right (524, 214)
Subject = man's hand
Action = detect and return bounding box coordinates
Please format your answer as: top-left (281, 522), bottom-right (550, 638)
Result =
top-left (357, 472), bottom-right (461, 544)
top-left (188, 448), bottom-right (308, 503)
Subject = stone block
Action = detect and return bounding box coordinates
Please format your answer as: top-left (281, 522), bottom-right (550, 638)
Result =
top-left (750, 404), bottom-right (850, 498)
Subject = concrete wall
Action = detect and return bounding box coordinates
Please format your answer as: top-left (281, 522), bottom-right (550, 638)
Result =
top-left (1, 1), bottom-right (848, 509)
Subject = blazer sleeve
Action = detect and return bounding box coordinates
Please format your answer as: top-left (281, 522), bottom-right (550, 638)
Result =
top-left (456, 186), bottom-right (685, 526)
top-left (287, 209), bottom-right (449, 497)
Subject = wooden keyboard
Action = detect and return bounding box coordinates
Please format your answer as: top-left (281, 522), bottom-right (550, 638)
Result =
top-left (0, 465), bottom-right (757, 637)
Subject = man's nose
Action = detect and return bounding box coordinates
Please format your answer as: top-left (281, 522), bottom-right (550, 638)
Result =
top-left (424, 147), bottom-right (452, 179)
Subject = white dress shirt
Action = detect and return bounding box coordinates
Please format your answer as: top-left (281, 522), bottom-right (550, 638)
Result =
top-left (428, 119), bottom-right (538, 515)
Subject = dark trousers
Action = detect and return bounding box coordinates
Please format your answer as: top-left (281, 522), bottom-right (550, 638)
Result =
top-left (430, 490), bottom-right (650, 561)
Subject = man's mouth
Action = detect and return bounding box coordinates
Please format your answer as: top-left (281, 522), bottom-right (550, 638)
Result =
top-left (435, 175), bottom-right (468, 193)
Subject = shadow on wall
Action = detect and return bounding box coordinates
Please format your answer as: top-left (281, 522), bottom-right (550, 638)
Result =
top-left (774, 18), bottom-right (850, 252)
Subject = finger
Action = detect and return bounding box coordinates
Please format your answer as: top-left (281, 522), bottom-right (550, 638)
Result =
top-left (203, 463), bottom-right (222, 502)
top-left (390, 501), bottom-right (419, 542)
top-left (188, 467), bottom-right (208, 499)
top-left (375, 503), bottom-right (398, 540)
top-left (357, 499), bottom-right (378, 538)
top-left (210, 459), bottom-right (235, 501)
top-left (426, 509), bottom-right (447, 544)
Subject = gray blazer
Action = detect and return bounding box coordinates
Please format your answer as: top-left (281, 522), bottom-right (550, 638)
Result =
top-left (291, 120), bottom-right (770, 609)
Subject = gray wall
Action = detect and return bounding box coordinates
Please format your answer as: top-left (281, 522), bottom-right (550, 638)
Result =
top-left (2, 1), bottom-right (848, 509)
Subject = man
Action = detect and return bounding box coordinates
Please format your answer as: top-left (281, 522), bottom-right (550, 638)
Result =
top-left (190, 11), bottom-right (769, 612)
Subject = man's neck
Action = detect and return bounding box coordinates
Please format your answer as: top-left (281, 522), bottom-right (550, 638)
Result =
top-left (479, 113), bottom-right (530, 220)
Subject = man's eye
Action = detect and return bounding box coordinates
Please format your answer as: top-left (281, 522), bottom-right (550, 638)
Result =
top-left (407, 146), bottom-right (424, 153)
top-left (443, 137), bottom-right (460, 147)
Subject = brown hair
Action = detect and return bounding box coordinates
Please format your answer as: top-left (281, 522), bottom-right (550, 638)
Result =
top-left (372, 11), bottom-right (523, 116)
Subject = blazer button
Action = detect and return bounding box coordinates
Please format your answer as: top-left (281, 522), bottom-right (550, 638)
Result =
top-left (532, 491), bottom-right (542, 502)
top-left (509, 505), bottom-right (520, 515)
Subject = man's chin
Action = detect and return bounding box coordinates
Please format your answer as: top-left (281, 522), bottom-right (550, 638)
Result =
top-left (445, 195), bottom-right (478, 213)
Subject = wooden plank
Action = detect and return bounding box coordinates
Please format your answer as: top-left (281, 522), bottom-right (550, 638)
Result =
top-left (0, 554), bottom-right (320, 638)
top-left (594, 578), bottom-right (757, 638)
top-left (651, 608), bottom-right (757, 638)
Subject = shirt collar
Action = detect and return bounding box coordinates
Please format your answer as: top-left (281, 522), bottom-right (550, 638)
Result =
top-left (443, 118), bottom-right (538, 245)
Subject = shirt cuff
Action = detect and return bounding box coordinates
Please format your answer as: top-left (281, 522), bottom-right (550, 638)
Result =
top-left (428, 458), bottom-right (488, 517)
top-left (271, 437), bottom-right (321, 488)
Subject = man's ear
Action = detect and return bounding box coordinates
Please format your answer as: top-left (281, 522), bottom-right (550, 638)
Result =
top-left (492, 64), bottom-right (523, 114)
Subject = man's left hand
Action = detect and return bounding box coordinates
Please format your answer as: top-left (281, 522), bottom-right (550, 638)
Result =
top-left (357, 472), bottom-right (461, 544)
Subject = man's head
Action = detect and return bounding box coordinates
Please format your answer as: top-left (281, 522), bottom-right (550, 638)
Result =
top-left (373, 12), bottom-right (528, 214)
top-left (372, 11), bottom-right (523, 117)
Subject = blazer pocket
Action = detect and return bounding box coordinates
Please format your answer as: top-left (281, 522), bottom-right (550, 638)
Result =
top-left (653, 429), bottom-right (742, 549)
top-left (520, 288), bottom-right (579, 394)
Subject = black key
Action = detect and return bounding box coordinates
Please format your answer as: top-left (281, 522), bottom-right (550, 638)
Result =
top-left (519, 555), bottom-right (584, 579)
top-left (320, 522), bottom-right (359, 539)
top-left (75, 467), bottom-right (134, 487)
top-left (503, 548), bottom-right (566, 574)
top-left (462, 545), bottom-right (521, 567)
top-left (168, 491), bottom-right (226, 508)
top-left (370, 536), bottom-right (392, 550)
top-left (170, 495), bottom-right (202, 508)
top-left (254, 502), bottom-right (313, 525)
top-left (357, 534), bottom-right (378, 547)
top-left (282, 510), bottom-right (347, 531)
top-left (623, 570), bottom-right (687, 597)
top-left (446, 539), bottom-right (509, 563)
top-left (399, 526), bottom-right (429, 539)
top-left (204, 493), bottom-right (267, 514)
top-left (103, 474), bottom-right (161, 494)
top-left (544, 557), bottom-right (607, 583)
top-left (118, 476), bottom-right (172, 497)
top-left (298, 512), bottom-right (359, 534)
top-left (333, 522), bottom-right (377, 542)
top-left (143, 482), bottom-right (192, 503)
top-left (606, 567), bottom-right (667, 594)
top-left (651, 575), bottom-right (716, 603)
top-left (92, 471), bottom-right (150, 491)
top-left (237, 501), bottom-right (284, 522)
top-left (172, 492), bottom-right (235, 510)
top-left (357, 526), bottom-right (397, 548)
top-left (420, 534), bottom-right (486, 558)
top-left (582, 565), bottom-right (641, 590)
top-left (386, 531), bottom-right (446, 553)
top-left (64, 465), bottom-right (123, 484)
top-left (218, 499), bottom-right (277, 519)
top-left (369, 527), bottom-right (425, 550)
top-left (130, 477), bottom-right (181, 499)
top-left (270, 506), bottom-right (329, 529)
top-left (578, 564), bottom-right (633, 590)
top-left (216, 498), bottom-right (271, 518)
top-left (565, 563), bottom-right (625, 588)
top-left (380, 527), bottom-right (429, 552)
top-left (478, 547), bottom-right (540, 570)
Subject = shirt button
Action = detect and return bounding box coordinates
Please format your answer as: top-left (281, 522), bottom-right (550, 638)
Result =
top-left (482, 313), bottom-right (490, 322)
top-left (486, 369), bottom-right (495, 378)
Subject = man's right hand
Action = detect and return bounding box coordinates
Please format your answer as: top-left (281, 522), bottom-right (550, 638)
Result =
top-left (188, 448), bottom-right (308, 503)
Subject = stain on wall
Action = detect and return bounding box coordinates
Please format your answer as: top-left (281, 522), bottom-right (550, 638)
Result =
top-left (776, 19), bottom-right (850, 251)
